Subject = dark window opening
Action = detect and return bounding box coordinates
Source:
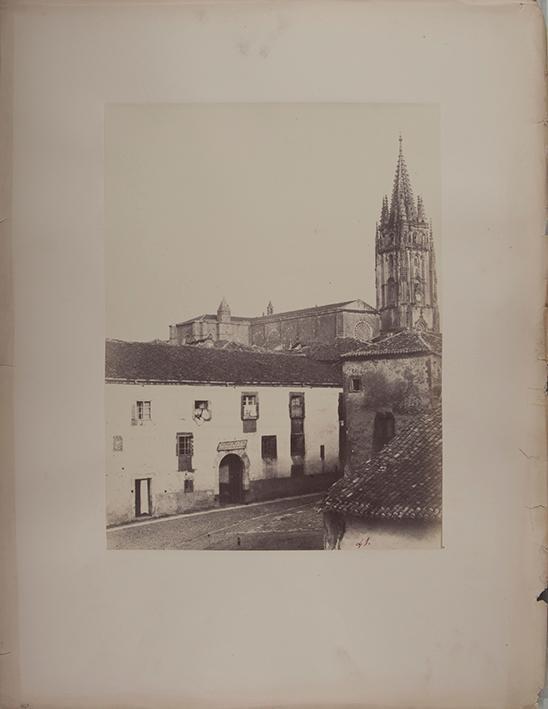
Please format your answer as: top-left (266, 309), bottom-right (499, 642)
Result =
top-left (261, 435), bottom-right (277, 460)
top-left (350, 377), bottom-right (362, 392)
top-left (194, 400), bottom-right (211, 421)
top-left (320, 444), bottom-right (325, 460)
top-left (291, 433), bottom-right (305, 457)
top-left (372, 412), bottom-right (396, 453)
top-left (184, 478), bottom-right (194, 493)
top-left (177, 433), bottom-right (194, 472)
top-left (387, 277), bottom-right (397, 307)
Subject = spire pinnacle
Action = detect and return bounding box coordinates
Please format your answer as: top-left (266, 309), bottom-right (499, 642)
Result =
top-left (389, 134), bottom-right (417, 225)
top-left (417, 195), bottom-right (426, 221)
top-left (266, 300), bottom-right (274, 316)
top-left (380, 194), bottom-right (390, 224)
top-left (217, 297), bottom-right (231, 321)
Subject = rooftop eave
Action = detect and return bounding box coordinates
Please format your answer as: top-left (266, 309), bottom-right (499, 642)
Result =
top-left (323, 502), bottom-right (442, 522)
top-left (105, 377), bottom-right (342, 388)
top-left (341, 347), bottom-right (441, 360)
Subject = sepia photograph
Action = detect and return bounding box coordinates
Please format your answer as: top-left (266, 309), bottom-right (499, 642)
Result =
top-left (5, 2), bottom-right (545, 706)
top-left (105, 104), bottom-right (442, 550)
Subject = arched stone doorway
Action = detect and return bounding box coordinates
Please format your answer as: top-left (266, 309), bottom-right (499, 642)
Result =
top-left (218, 454), bottom-right (245, 504)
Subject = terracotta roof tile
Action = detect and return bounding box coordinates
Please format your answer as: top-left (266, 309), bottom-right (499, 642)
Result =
top-left (106, 339), bottom-right (342, 387)
top-left (342, 330), bottom-right (442, 359)
top-left (300, 338), bottom-right (371, 363)
top-left (323, 407), bottom-right (442, 521)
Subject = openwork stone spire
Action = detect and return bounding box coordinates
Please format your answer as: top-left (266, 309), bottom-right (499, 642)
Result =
top-left (375, 136), bottom-right (440, 334)
top-left (389, 135), bottom-right (417, 225)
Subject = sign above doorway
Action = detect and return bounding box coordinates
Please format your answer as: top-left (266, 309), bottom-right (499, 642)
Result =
top-left (217, 440), bottom-right (247, 452)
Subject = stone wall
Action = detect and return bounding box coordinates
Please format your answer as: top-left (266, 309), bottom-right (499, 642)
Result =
top-left (247, 471), bottom-right (340, 503)
top-left (249, 311), bottom-right (338, 348)
top-left (338, 311), bottom-right (380, 341)
top-left (172, 318), bottom-right (251, 345)
top-left (342, 353), bottom-right (441, 469)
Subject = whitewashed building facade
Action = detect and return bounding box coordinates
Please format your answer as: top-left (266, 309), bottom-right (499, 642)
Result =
top-left (106, 340), bottom-right (343, 526)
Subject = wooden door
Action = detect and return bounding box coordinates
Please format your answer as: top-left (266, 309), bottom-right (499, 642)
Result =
top-left (135, 478), bottom-right (151, 516)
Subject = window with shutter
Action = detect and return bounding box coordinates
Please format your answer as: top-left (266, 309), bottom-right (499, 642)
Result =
top-left (176, 433), bottom-right (194, 472)
top-left (241, 393), bottom-right (259, 420)
top-left (289, 393), bottom-right (305, 458)
top-left (241, 393), bottom-right (259, 432)
top-left (289, 393), bottom-right (305, 419)
top-left (136, 400), bottom-right (151, 421)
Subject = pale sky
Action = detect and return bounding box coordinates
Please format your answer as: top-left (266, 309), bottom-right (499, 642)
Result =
top-left (105, 104), bottom-right (440, 342)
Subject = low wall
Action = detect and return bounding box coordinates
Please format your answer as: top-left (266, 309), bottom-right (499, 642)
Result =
top-left (153, 489), bottom-right (216, 518)
top-left (247, 471), bottom-right (340, 503)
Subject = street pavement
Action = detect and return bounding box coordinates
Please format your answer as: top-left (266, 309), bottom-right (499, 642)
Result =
top-left (106, 493), bottom-right (325, 550)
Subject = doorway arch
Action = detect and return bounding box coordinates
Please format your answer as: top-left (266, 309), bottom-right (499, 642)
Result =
top-left (218, 454), bottom-right (245, 504)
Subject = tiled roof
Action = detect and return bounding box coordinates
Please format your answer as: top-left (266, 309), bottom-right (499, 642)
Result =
top-left (300, 338), bottom-right (372, 363)
top-left (342, 330), bottom-right (442, 359)
top-left (323, 407), bottom-right (442, 521)
top-left (106, 339), bottom-right (342, 387)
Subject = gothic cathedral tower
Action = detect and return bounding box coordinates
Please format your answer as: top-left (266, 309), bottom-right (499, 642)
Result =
top-left (375, 136), bottom-right (439, 333)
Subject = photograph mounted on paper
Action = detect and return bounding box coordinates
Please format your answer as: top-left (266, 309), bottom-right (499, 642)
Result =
top-left (105, 104), bottom-right (442, 551)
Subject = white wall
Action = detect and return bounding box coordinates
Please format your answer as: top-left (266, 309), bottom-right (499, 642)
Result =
top-left (106, 382), bottom-right (341, 524)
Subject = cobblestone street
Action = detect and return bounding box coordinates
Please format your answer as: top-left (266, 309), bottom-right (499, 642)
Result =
top-left (107, 493), bottom-right (325, 550)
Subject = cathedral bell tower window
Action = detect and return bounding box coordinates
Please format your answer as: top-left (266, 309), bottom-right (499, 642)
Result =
top-left (387, 277), bottom-right (397, 307)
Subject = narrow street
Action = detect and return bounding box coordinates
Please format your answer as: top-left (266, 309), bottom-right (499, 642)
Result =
top-left (106, 493), bottom-right (326, 550)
